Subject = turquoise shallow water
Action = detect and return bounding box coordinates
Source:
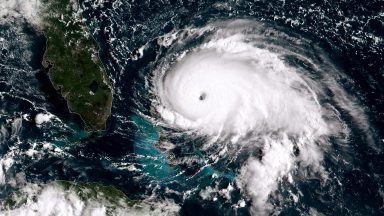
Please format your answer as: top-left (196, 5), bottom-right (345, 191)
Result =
top-left (131, 114), bottom-right (172, 179)
top-left (0, 0), bottom-right (384, 215)
top-left (131, 113), bottom-right (236, 185)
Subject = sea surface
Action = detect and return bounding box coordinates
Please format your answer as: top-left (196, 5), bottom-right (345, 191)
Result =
top-left (1, 0), bottom-right (384, 215)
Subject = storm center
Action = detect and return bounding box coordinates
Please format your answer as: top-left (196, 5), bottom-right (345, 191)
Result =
top-left (199, 92), bottom-right (207, 101)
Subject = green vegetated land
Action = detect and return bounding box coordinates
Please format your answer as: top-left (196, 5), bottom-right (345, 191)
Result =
top-left (57, 181), bottom-right (138, 211)
top-left (41, 0), bottom-right (112, 131)
top-left (2, 181), bottom-right (139, 214)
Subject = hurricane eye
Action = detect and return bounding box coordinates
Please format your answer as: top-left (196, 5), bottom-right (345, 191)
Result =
top-left (150, 20), bottom-right (373, 216)
top-left (199, 93), bottom-right (207, 101)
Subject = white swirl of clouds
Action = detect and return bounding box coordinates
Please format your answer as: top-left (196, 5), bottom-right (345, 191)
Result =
top-left (156, 33), bottom-right (326, 138)
top-left (151, 20), bottom-right (364, 215)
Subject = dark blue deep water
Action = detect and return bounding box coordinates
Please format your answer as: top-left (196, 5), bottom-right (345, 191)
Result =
top-left (0, 0), bottom-right (384, 215)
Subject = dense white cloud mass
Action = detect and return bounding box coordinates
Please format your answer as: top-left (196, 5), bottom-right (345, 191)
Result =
top-left (152, 21), bottom-right (355, 214)
top-left (0, 184), bottom-right (180, 216)
top-left (156, 33), bottom-right (326, 138)
top-left (0, 0), bottom-right (41, 25)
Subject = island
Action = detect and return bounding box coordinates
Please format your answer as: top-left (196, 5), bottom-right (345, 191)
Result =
top-left (2, 181), bottom-right (140, 214)
top-left (40, 0), bottom-right (113, 131)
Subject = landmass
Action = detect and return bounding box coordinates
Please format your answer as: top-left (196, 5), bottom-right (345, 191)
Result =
top-left (40, 0), bottom-right (112, 131)
top-left (57, 181), bottom-right (138, 212)
top-left (2, 181), bottom-right (139, 214)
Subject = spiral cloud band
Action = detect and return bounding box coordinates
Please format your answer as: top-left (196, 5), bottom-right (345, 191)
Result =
top-left (149, 20), bottom-right (365, 214)
top-left (156, 27), bottom-right (326, 138)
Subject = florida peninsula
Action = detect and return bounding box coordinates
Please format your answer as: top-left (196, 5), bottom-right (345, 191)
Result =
top-left (40, 0), bottom-right (112, 131)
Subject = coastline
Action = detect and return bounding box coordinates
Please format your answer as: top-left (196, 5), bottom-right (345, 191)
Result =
top-left (40, 0), bottom-right (113, 132)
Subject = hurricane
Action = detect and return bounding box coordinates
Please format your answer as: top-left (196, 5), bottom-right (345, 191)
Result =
top-left (1, 0), bottom-right (383, 215)
top-left (140, 20), bottom-right (370, 214)
top-left (154, 21), bottom-right (328, 136)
